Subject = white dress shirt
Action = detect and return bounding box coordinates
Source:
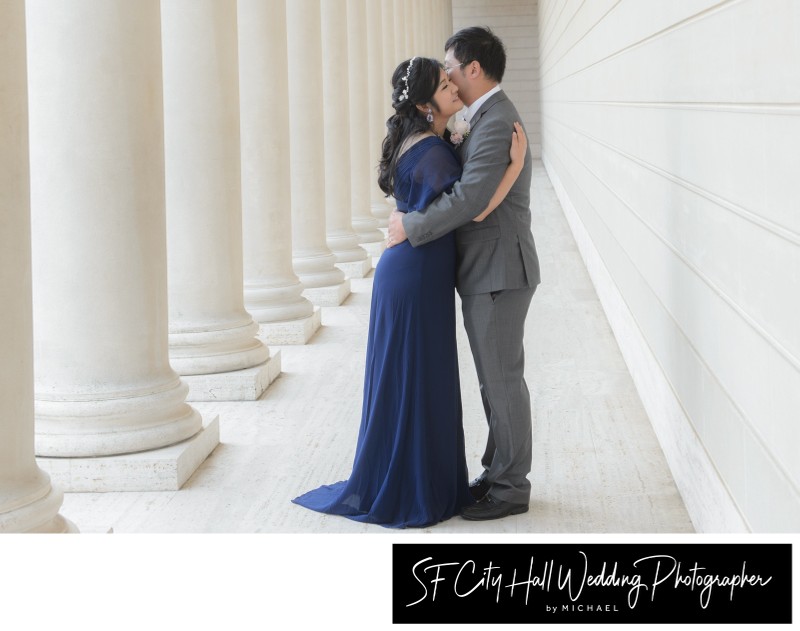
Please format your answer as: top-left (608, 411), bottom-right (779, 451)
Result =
top-left (464, 84), bottom-right (502, 124)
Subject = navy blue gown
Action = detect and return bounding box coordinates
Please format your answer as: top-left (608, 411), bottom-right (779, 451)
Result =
top-left (292, 136), bottom-right (473, 528)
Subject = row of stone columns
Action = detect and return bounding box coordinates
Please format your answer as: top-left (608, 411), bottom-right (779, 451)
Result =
top-left (27, 1), bottom-right (218, 499)
top-left (0, 0), bottom-right (453, 531)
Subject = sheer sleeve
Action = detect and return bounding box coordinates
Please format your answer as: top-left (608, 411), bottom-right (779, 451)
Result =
top-left (404, 142), bottom-right (462, 214)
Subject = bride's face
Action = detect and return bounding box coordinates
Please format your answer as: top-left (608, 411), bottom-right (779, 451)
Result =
top-left (430, 69), bottom-right (462, 118)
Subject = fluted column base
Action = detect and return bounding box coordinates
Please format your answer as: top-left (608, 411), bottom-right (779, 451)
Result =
top-left (329, 224), bottom-right (372, 280)
top-left (371, 202), bottom-right (390, 228)
top-left (37, 414), bottom-right (219, 492)
top-left (0, 476), bottom-right (77, 533)
top-left (353, 219), bottom-right (388, 260)
top-left (303, 279), bottom-right (352, 307)
top-left (35, 377), bottom-right (202, 458)
top-left (361, 238), bottom-right (387, 266)
top-left (257, 307), bottom-right (322, 345)
top-left (28, 512), bottom-right (79, 533)
top-left (170, 319), bottom-right (270, 376)
top-left (327, 233), bottom-right (369, 264)
top-left (329, 238), bottom-right (371, 276)
top-left (246, 282), bottom-right (321, 343)
top-left (244, 281), bottom-right (315, 323)
top-left (293, 252), bottom-right (347, 286)
top-left (352, 216), bottom-right (386, 246)
top-left (336, 259), bottom-right (373, 278)
top-left (370, 222), bottom-right (389, 267)
top-left (294, 253), bottom-right (351, 306)
top-left (182, 352), bottom-right (281, 401)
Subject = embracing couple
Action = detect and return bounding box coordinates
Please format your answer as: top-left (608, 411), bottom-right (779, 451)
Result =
top-left (293, 27), bottom-right (540, 527)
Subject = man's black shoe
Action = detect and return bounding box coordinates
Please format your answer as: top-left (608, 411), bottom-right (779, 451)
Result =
top-left (469, 472), bottom-right (491, 501)
top-left (461, 495), bottom-right (529, 521)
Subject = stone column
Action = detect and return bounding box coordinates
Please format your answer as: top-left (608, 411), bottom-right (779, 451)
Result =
top-left (162, 0), bottom-right (277, 399)
top-left (394, 0), bottom-right (407, 61)
top-left (238, 0), bottom-right (321, 345)
top-left (381, 0), bottom-right (399, 108)
top-left (379, 0), bottom-right (400, 220)
top-left (286, 0), bottom-right (351, 306)
top-left (427, 0), bottom-right (440, 57)
top-left (347, 0), bottom-right (386, 261)
top-left (0, 0), bottom-right (75, 533)
top-left (404, 0), bottom-right (415, 56)
top-left (27, 0), bottom-right (217, 492)
top-left (430, 1), bottom-right (441, 57)
top-left (415, 0), bottom-right (427, 57)
top-left (321, 0), bottom-right (371, 279)
top-left (443, 0), bottom-right (454, 49)
top-left (367, 0), bottom-right (390, 229)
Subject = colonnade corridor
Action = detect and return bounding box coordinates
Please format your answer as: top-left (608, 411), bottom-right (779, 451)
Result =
top-left (60, 163), bottom-right (694, 534)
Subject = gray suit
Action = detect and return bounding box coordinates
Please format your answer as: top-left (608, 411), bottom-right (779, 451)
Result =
top-left (402, 90), bottom-right (540, 505)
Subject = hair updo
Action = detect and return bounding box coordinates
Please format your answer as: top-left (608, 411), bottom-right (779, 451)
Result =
top-left (378, 57), bottom-right (443, 197)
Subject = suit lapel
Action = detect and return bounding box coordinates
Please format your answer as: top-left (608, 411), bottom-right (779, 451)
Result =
top-left (469, 90), bottom-right (507, 133)
top-left (460, 90), bottom-right (508, 155)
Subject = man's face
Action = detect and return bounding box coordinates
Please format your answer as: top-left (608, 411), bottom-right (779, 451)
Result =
top-left (443, 48), bottom-right (467, 94)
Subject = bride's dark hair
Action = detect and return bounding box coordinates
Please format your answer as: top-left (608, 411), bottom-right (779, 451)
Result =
top-left (378, 57), bottom-right (444, 197)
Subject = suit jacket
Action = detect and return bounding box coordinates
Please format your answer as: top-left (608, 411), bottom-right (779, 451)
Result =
top-left (402, 90), bottom-right (540, 296)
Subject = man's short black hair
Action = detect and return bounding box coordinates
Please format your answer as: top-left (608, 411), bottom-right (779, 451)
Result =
top-left (445, 26), bottom-right (506, 83)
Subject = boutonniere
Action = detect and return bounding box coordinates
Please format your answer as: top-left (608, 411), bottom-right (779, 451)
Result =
top-left (449, 117), bottom-right (470, 147)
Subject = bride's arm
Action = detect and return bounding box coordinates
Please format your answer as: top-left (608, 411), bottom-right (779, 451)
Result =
top-left (472, 122), bottom-right (527, 223)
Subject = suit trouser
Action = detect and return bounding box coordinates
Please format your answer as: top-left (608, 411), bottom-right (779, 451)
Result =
top-left (461, 285), bottom-right (536, 505)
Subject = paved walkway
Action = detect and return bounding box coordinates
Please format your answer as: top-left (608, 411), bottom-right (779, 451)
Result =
top-left (61, 161), bottom-right (694, 534)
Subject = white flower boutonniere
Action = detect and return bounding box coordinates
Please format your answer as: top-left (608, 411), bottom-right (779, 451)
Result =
top-left (449, 117), bottom-right (470, 147)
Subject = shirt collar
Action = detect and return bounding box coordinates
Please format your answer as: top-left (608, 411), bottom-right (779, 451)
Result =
top-left (464, 85), bottom-right (502, 124)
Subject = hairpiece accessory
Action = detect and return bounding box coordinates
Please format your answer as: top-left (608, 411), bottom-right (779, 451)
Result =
top-left (398, 56), bottom-right (417, 102)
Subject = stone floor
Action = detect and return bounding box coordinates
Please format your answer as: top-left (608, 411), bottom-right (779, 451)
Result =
top-left (59, 161), bottom-right (694, 535)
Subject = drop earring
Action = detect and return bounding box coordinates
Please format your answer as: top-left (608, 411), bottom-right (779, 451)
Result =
top-left (426, 108), bottom-right (434, 124)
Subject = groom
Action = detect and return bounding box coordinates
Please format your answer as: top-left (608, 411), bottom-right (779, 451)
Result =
top-left (387, 27), bottom-right (540, 521)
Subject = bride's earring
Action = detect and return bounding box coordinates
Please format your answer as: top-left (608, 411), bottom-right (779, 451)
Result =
top-left (426, 108), bottom-right (434, 124)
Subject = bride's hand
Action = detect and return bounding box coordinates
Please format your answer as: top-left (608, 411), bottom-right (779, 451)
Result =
top-left (510, 121), bottom-right (527, 166)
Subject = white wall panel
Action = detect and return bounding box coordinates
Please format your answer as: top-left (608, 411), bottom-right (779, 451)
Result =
top-left (540, 0), bottom-right (800, 531)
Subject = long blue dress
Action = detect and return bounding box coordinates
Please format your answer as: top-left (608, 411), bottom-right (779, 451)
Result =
top-left (292, 136), bottom-right (473, 528)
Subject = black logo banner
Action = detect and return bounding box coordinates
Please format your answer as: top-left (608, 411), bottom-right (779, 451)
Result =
top-left (392, 543), bottom-right (792, 624)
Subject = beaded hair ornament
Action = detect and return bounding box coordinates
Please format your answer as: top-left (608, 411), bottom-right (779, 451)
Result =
top-left (397, 56), bottom-right (417, 101)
